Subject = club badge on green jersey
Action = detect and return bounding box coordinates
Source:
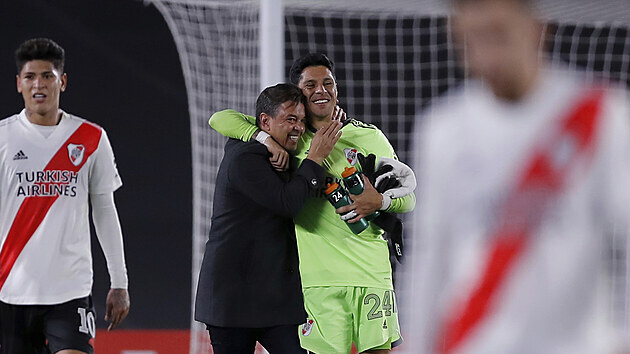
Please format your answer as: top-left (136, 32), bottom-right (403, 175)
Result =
top-left (301, 319), bottom-right (315, 336)
top-left (344, 148), bottom-right (358, 165)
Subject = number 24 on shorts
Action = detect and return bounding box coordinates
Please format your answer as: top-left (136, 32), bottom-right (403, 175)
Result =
top-left (364, 290), bottom-right (397, 320)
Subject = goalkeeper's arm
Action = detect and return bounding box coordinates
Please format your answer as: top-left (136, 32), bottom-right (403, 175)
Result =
top-left (356, 152), bottom-right (416, 214)
top-left (209, 109), bottom-right (291, 171)
top-left (208, 109), bottom-right (258, 142)
top-left (384, 186), bottom-right (416, 213)
top-left (377, 157), bottom-right (416, 213)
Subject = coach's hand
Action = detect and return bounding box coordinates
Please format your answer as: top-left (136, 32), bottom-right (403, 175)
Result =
top-left (105, 288), bottom-right (130, 331)
top-left (307, 120), bottom-right (342, 164)
top-left (336, 175), bottom-right (382, 223)
top-left (263, 137), bottom-right (290, 171)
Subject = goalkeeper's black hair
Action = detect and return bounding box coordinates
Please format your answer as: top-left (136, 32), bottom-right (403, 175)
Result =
top-left (289, 52), bottom-right (335, 85)
top-left (15, 38), bottom-right (65, 74)
top-left (255, 83), bottom-right (307, 128)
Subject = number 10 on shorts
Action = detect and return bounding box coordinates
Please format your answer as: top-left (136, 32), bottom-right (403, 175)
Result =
top-left (77, 307), bottom-right (96, 338)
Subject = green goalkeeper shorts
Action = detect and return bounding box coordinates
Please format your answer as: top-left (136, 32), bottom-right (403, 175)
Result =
top-left (298, 286), bottom-right (402, 353)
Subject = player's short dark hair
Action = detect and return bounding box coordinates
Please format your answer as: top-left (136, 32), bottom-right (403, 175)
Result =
top-left (289, 52), bottom-right (335, 85)
top-left (255, 83), bottom-right (306, 128)
top-left (15, 38), bottom-right (65, 74)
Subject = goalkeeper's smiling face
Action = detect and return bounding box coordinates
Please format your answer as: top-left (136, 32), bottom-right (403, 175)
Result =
top-left (298, 65), bottom-right (338, 121)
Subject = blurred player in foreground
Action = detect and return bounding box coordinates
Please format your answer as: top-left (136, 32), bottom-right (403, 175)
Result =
top-left (195, 84), bottom-right (341, 353)
top-left (209, 53), bottom-right (416, 353)
top-left (0, 38), bottom-right (129, 354)
top-left (406, 0), bottom-right (630, 353)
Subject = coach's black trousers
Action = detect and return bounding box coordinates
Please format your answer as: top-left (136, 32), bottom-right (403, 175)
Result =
top-left (207, 324), bottom-right (306, 354)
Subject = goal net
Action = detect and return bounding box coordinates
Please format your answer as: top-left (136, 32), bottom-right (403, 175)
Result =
top-left (147, 0), bottom-right (630, 352)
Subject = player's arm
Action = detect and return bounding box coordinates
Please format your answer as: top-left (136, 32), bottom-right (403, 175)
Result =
top-left (369, 156), bottom-right (416, 214)
top-left (209, 109), bottom-right (291, 171)
top-left (90, 192), bottom-right (130, 330)
top-left (209, 109), bottom-right (257, 142)
top-left (338, 130), bottom-right (416, 220)
top-left (208, 107), bottom-right (349, 140)
top-left (385, 187), bottom-right (416, 213)
top-left (373, 137), bottom-right (416, 214)
top-left (88, 129), bottom-right (129, 331)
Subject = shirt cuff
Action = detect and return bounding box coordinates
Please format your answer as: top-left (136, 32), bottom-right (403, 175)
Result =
top-left (297, 158), bottom-right (326, 189)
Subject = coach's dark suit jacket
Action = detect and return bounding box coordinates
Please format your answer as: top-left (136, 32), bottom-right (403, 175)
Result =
top-left (194, 138), bottom-right (324, 328)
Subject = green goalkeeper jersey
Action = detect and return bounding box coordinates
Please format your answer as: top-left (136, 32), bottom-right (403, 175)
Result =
top-left (209, 110), bottom-right (415, 289)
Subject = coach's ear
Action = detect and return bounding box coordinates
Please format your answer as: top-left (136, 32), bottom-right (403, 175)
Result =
top-left (259, 112), bottom-right (272, 132)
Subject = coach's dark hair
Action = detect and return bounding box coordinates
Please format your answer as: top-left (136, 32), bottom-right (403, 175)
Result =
top-left (15, 38), bottom-right (65, 74)
top-left (255, 83), bottom-right (306, 128)
top-left (289, 52), bottom-right (335, 85)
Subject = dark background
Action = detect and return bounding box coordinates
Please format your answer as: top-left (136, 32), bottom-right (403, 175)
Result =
top-left (0, 0), bottom-right (192, 329)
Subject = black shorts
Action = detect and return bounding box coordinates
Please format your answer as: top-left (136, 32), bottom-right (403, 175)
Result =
top-left (0, 295), bottom-right (95, 354)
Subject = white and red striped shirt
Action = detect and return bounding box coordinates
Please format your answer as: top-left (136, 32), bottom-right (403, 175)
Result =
top-left (0, 109), bottom-right (123, 305)
top-left (405, 69), bottom-right (630, 354)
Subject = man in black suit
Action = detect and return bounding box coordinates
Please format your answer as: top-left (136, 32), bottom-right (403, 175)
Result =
top-left (195, 83), bottom-right (342, 353)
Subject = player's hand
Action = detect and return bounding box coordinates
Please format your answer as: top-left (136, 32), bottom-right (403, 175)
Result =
top-left (105, 288), bottom-right (130, 331)
top-left (307, 120), bottom-right (342, 164)
top-left (264, 137), bottom-right (290, 171)
top-left (332, 105), bottom-right (347, 122)
top-left (336, 175), bottom-right (382, 223)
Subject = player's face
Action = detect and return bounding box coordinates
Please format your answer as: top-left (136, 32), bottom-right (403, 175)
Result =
top-left (17, 60), bottom-right (67, 118)
top-left (453, 0), bottom-right (540, 100)
top-left (263, 101), bottom-right (306, 152)
top-left (298, 66), bottom-right (338, 120)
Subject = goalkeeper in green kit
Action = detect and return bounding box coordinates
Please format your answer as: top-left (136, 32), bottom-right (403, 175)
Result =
top-left (209, 53), bottom-right (415, 353)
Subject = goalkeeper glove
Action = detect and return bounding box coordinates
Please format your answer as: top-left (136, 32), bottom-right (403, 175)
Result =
top-left (358, 153), bottom-right (416, 210)
top-left (375, 157), bottom-right (416, 210)
top-left (357, 153), bottom-right (401, 194)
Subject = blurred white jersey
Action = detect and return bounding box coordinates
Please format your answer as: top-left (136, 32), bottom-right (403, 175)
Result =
top-left (406, 69), bottom-right (630, 354)
top-left (0, 110), bottom-right (122, 305)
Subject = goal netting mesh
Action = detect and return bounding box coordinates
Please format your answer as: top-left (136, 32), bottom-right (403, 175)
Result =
top-left (146, 0), bottom-right (630, 352)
